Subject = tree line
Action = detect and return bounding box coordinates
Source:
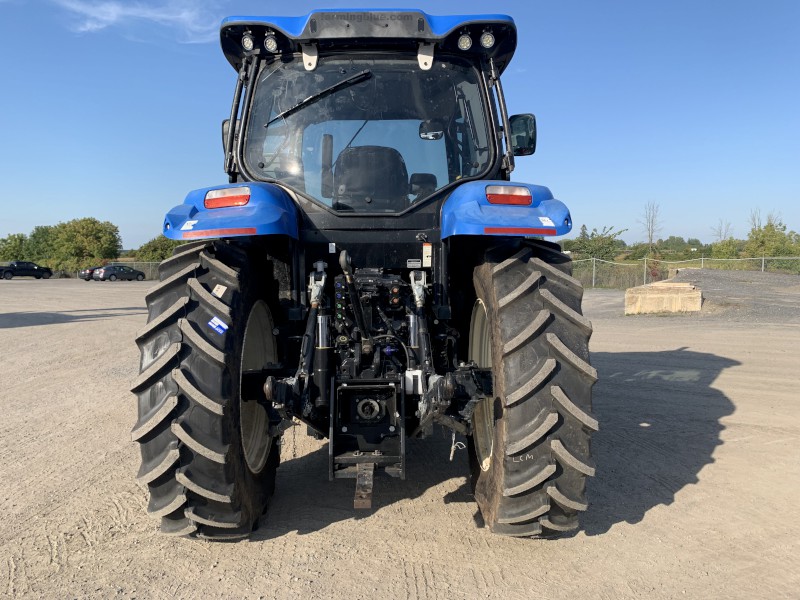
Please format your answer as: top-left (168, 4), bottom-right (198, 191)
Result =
top-left (562, 206), bottom-right (799, 263)
top-left (0, 219), bottom-right (182, 273)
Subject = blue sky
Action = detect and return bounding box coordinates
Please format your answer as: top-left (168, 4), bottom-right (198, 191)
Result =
top-left (1, 0), bottom-right (798, 248)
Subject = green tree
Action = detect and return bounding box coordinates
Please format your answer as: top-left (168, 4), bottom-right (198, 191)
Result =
top-left (743, 214), bottom-right (796, 257)
top-left (0, 233), bottom-right (28, 261)
top-left (659, 235), bottom-right (687, 253)
top-left (135, 235), bottom-right (184, 262)
top-left (711, 237), bottom-right (740, 259)
top-left (570, 226), bottom-right (627, 261)
top-left (51, 218), bottom-right (122, 271)
top-left (23, 225), bottom-right (57, 262)
top-left (687, 238), bottom-right (703, 249)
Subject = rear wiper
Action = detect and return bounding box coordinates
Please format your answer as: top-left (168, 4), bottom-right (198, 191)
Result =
top-left (265, 69), bottom-right (372, 127)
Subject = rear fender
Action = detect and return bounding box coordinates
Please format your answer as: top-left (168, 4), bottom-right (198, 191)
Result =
top-left (163, 182), bottom-right (299, 240)
top-left (440, 180), bottom-right (572, 238)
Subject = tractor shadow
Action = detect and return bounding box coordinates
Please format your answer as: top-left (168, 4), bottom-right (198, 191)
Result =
top-left (582, 348), bottom-right (739, 536)
top-left (0, 308), bottom-right (145, 328)
top-left (252, 431), bottom-right (476, 539)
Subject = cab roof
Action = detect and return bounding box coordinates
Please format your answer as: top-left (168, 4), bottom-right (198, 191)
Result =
top-left (220, 9), bottom-right (516, 73)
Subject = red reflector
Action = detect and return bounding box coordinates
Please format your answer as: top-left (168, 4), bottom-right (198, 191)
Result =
top-left (204, 187), bottom-right (251, 209)
top-left (484, 227), bottom-right (557, 235)
top-left (486, 185), bottom-right (532, 205)
top-left (182, 227), bottom-right (257, 239)
top-left (205, 195), bottom-right (250, 208)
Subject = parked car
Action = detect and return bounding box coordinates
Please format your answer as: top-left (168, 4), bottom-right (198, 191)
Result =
top-left (0, 261), bottom-right (53, 280)
top-left (79, 266), bottom-right (102, 281)
top-left (93, 265), bottom-right (145, 281)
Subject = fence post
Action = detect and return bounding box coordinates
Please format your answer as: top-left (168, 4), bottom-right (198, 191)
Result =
top-left (762, 256), bottom-right (765, 272)
top-left (701, 255), bottom-right (704, 269)
top-left (592, 258), bottom-right (596, 288)
top-left (643, 258), bottom-right (647, 285)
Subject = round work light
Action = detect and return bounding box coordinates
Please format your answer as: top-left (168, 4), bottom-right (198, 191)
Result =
top-left (480, 32), bottom-right (495, 49)
top-left (457, 34), bottom-right (472, 51)
top-left (264, 34), bottom-right (279, 53)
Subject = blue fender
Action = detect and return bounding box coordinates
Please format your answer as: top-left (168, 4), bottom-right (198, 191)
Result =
top-left (163, 182), bottom-right (299, 240)
top-left (440, 181), bottom-right (572, 239)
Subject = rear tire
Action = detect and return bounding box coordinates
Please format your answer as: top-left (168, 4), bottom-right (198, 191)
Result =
top-left (3, 272), bottom-right (12, 280)
top-left (42, 272), bottom-right (51, 279)
top-left (469, 242), bottom-right (597, 537)
top-left (131, 240), bottom-right (280, 539)
top-left (136, 274), bottom-right (144, 281)
top-left (109, 274), bottom-right (117, 281)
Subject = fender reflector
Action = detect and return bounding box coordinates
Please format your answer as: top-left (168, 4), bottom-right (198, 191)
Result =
top-left (485, 185), bottom-right (532, 205)
top-left (183, 227), bottom-right (257, 239)
top-left (204, 187), bottom-right (251, 208)
top-left (484, 227), bottom-right (557, 235)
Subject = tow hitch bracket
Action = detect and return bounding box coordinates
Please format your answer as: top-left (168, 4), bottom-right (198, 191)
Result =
top-left (354, 462), bottom-right (375, 509)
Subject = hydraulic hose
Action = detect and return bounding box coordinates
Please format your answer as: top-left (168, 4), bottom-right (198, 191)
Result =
top-left (338, 250), bottom-right (374, 353)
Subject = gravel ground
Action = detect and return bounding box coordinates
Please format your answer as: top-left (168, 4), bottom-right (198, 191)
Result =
top-left (673, 268), bottom-right (800, 322)
top-left (586, 268), bottom-right (800, 324)
top-left (1, 273), bottom-right (798, 599)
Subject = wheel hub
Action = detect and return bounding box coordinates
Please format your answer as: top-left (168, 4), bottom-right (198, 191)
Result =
top-left (469, 299), bottom-right (493, 472)
top-left (240, 300), bottom-right (277, 474)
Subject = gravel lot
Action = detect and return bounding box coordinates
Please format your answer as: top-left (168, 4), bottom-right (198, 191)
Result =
top-left (1, 272), bottom-right (798, 599)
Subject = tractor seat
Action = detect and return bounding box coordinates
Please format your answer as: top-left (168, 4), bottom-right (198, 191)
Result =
top-left (333, 146), bottom-right (409, 211)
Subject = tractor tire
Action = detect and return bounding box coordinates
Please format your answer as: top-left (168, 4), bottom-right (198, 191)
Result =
top-left (468, 242), bottom-right (597, 537)
top-left (131, 240), bottom-right (281, 539)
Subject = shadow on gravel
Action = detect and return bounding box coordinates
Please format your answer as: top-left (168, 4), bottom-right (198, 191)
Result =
top-left (248, 345), bottom-right (740, 540)
top-left (583, 347), bottom-right (739, 536)
top-left (0, 308), bottom-right (146, 328)
top-left (252, 432), bottom-right (475, 539)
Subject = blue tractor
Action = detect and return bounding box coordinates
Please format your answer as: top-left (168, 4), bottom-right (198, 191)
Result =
top-left (132, 9), bottom-right (597, 540)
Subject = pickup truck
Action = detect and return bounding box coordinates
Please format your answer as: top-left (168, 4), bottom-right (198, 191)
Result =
top-left (0, 261), bottom-right (53, 280)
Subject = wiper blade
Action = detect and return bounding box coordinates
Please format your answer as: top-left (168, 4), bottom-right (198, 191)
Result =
top-left (266, 69), bottom-right (372, 127)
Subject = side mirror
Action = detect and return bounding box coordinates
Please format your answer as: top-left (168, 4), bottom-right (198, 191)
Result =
top-left (509, 113), bottom-right (536, 156)
top-left (419, 119), bottom-right (445, 141)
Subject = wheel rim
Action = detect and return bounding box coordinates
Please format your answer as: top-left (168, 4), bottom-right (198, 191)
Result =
top-left (240, 300), bottom-right (277, 474)
top-left (469, 299), bottom-right (493, 472)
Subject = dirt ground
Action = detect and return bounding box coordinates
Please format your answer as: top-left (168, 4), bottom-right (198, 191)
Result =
top-left (1, 276), bottom-right (798, 599)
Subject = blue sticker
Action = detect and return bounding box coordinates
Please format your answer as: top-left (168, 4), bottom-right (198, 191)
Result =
top-left (208, 316), bottom-right (229, 335)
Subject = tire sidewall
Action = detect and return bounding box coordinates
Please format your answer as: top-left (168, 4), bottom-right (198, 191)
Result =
top-left (470, 260), bottom-right (510, 523)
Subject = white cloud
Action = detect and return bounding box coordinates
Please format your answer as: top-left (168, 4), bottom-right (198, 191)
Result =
top-left (52, 0), bottom-right (220, 43)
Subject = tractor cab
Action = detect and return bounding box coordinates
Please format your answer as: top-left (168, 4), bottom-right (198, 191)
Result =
top-left (219, 10), bottom-right (533, 214)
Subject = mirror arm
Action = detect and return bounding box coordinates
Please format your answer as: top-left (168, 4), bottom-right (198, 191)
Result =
top-left (489, 58), bottom-right (515, 175)
top-left (231, 56), bottom-right (261, 183)
top-left (225, 57), bottom-right (249, 177)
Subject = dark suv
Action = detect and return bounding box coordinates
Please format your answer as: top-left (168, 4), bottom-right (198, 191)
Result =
top-left (0, 261), bottom-right (53, 280)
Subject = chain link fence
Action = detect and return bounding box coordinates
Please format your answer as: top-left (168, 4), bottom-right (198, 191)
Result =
top-left (572, 256), bottom-right (800, 289)
top-left (66, 261), bottom-right (161, 280)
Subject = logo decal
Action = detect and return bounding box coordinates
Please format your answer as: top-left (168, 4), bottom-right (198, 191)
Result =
top-left (207, 316), bottom-right (229, 335)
